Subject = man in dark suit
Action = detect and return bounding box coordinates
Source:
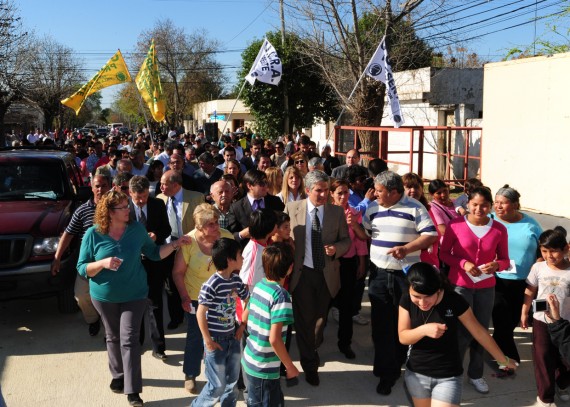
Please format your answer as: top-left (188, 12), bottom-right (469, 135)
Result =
top-left (129, 175), bottom-right (171, 360)
top-left (227, 169), bottom-right (284, 247)
top-left (240, 138), bottom-right (263, 171)
top-left (157, 170), bottom-right (205, 329)
top-left (285, 170), bottom-right (351, 386)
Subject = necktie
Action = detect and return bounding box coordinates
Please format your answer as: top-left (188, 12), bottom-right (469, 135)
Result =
top-left (311, 207), bottom-right (325, 271)
top-left (168, 197), bottom-right (180, 238)
top-left (138, 208), bottom-right (147, 227)
top-left (252, 199), bottom-right (263, 211)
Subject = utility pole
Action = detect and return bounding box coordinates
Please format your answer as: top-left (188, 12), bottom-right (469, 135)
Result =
top-left (280, 0), bottom-right (289, 135)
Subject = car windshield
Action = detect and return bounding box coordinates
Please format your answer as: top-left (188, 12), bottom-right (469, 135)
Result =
top-left (0, 162), bottom-right (64, 200)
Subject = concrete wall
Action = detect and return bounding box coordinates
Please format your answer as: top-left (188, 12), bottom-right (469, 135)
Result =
top-left (483, 53), bottom-right (570, 218)
top-left (192, 99), bottom-right (254, 136)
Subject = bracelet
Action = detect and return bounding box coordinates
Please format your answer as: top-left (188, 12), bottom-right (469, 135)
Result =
top-left (497, 355), bottom-right (510, 368)
top-left (172, 241), bottom-right (178, 250)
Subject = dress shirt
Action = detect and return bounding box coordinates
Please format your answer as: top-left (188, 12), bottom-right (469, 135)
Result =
top-left (304, 200), bottom-right (325, 269)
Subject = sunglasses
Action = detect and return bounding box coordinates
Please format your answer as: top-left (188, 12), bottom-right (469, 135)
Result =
top-left (295, 160), bottom-right (305, 164)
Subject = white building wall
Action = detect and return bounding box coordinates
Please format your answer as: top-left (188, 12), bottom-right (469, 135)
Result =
top-left (483, 53), bottom-right (570, 218)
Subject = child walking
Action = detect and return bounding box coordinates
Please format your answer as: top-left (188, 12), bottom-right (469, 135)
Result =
top-left (242, 242), bottom-right (300, 406)
top-left (521, 228), bottom-right (570, 406)
top-left (191, 238), bottom-right (249, 407)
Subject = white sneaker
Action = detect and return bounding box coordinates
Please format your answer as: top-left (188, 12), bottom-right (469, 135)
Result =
top-left (469, 377), bottom-right (489, 394)
top-left (331, 307), bottom-right (339, 323)
top-left (352, 313), bottom-right (370, 325)
top-left (536, 395), bottom-right (557, 407)
top-left (557, 384), bottom-right (570, 401)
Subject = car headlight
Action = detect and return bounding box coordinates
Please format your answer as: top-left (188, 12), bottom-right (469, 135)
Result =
top-left (33, 237), bottom-right (60, 255)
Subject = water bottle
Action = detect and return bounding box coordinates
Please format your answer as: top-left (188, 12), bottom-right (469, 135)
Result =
top-left (398, 258), bottom-right (411, 275)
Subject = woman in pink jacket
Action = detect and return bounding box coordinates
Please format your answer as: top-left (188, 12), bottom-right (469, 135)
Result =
top-left (440, 186), bottom-right (510, 395)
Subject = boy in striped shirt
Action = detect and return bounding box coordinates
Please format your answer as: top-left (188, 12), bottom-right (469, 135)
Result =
top-left (242, 242), bottom-right (299, 406)
top-left (192, 238), bottom-right (249, 407)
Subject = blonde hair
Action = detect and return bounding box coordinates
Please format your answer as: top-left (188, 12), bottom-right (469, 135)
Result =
top-left (280, 166), bottom-right (307, 204)
top-left (193, 203), bottom-right (219, 230)
top-left (94, 190), bottom-right (129, 234)
top-left (265, 167), bottom-right (283, 196)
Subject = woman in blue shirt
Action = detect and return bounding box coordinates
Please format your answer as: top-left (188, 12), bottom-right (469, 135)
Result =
top-left (492, 185), bottom-right (542, 363)
top-left (77, 190), bottom-right (191, 407)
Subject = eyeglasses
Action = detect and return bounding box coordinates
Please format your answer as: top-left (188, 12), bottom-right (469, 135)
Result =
top-left (294, 160), bottom-right (305, 164)
top-left (111, 204), bottom-right (130, 210)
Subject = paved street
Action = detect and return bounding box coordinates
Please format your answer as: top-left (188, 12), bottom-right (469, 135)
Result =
top-left (0, 291), bottom-right (547, 407)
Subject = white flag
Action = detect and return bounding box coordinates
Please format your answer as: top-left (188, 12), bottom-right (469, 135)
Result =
top-left (365, 36), bottom-right (404, 128)
top-left (245, 39), bottom-right (282, 86)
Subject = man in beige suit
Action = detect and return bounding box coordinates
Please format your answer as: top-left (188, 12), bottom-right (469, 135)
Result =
top-left (157, 170), bottom-right (205, 329)
top-left (285, 170), bottom-right (351, 386)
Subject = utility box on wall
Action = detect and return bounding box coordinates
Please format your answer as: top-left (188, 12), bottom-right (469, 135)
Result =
top-left (482, 53), bottom-right (570, 218)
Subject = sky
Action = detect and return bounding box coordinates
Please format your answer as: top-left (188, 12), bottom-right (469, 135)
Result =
top-left (17, 0), bottom-right (566, 109)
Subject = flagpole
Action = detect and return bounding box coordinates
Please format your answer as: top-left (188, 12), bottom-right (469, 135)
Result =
top-left (221, 80), bottom-right (247, 135)
top-left (325, 67), bottom-right (368, 145)
top-left (133, 83), bottom-right (156, 143)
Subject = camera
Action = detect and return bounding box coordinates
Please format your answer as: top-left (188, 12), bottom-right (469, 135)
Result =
top-left (532, 299), bottom-right (549, 313)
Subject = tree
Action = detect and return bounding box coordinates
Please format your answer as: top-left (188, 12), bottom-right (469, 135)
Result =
top-left (0, 0), bottom-right (32, 146)
top-left (24, 35), bottom-right (85, 130)
top-left (134, 19), bottom-right (225, 129)
top-left (285, 0), bottom-right (433, 155)
top-left (237, 31), bottom-right (339, 138)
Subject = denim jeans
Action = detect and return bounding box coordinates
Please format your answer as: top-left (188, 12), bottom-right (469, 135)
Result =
top-left (191, 335), bottom-right (240, 407)
top-left (183, 301), bottom-right (203, 377)
top-left (245, 372), bottom-right (284, 407)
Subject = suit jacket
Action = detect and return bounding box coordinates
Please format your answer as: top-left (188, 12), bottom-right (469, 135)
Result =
top-left (157, 188), bottom-right (205, 234)
top-left (129, 197), bottom-right (171, 245)
top-left (285, 199), bottom-right (351, 297)
top-left (227, 194), bottom-right (285, 246)
top-left (240, 156), bottom-right (257, 172)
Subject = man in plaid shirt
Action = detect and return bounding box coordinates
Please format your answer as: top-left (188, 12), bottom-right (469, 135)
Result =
top-left (211, 180), bottom-right (233, 229)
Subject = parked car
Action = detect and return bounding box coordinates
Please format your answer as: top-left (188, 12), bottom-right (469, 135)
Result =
top-left (96, 128), bottom-right (109, 137)
top-left (0, 147), bottom-right (91, 312)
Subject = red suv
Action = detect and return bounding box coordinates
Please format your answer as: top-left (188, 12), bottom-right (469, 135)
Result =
top-left (0, 147), bottom-right (91, 312)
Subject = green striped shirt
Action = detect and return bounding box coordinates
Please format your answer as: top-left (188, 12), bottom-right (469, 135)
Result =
top-left (242, 279), bottom-right (293, 379)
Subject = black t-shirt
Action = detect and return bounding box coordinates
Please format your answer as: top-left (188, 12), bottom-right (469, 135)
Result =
top-left (400, 290), bottom-right (470, 378)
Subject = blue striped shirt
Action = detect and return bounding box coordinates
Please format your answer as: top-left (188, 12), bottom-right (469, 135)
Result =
top-left (363, 194), bottom-right (437, 269)
top-left (198, 272), bottom-right (249, 336)
top-left (242, 279), bottom-right (293, 380)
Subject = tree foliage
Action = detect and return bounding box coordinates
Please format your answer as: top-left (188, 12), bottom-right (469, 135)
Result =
top-left (285, 0), bottom-right (434, 154)
top-left (134, 19), bottom-right (225, 128)
top-left (24, 35), bottom-right (85, 130)
top-left (237, 31), bottom-right (339, 139)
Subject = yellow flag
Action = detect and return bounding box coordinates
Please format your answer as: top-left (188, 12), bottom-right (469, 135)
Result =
top-left (136, 39), bottom-right (165, 122)
top-left (61, 50), bottom-right (132, 115)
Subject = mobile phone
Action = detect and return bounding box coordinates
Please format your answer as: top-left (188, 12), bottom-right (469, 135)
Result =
top-left (532, 299), bottom-right (548, 313)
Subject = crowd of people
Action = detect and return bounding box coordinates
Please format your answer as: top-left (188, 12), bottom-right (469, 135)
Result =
top-left (36, 127), bottom-right (570, 407)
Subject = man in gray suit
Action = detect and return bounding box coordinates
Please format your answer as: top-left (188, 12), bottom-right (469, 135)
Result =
top-left (285, 170), bottom-right (351, 386)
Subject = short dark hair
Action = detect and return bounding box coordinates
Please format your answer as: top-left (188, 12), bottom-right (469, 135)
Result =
top-left (407, 262), bottom-right (447, 296)
top-left (299, 135), bottom-right (311, 145)
top-left (249, 209), bottom-right (278, 240)
top-left (262, 242), bottom-right (294, 281)
top-left (368, 158), bottom-right (388, 176)
top-left (223, 146), bottom-right (236, 154)
top-left (428, 179), bottom-right (448, 194)
top-left (347, 165), bottom-right (368, 184)
top-left (243, 169), bottom-right (267, 187)
top-left (539, 228), bottom-right (568, 251)
top-left (198, 152), bottom-right (214, 165)
top-left (276, 211), bottom-right (290, 227)
top-left (211, 238), bottom-right (242, 270)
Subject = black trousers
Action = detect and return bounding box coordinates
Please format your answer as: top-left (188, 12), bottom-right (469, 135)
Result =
top-left (292, 266), bottom-right (332, 373)
top-left (164, 251), bottom-right (184, 325)
top-left (337, 256), bottom-right (357, 348)
top-left (139, 257), bottom-right (167, 353)
top-left (492, 277), bottom-right (527, 362)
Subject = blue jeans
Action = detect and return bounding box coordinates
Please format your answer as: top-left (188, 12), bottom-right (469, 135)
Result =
top-left (191, 335), bottom-right (240, 407)
top-left (245, 372), bottom-right (284, 407)
top-left (183, 301), bottom-right (203, 377)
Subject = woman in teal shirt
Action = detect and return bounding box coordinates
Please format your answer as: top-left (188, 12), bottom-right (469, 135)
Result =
top-left (77, 191), bottom-right (190, 407)
top-left (491, 185), bottom-right (542, 363)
